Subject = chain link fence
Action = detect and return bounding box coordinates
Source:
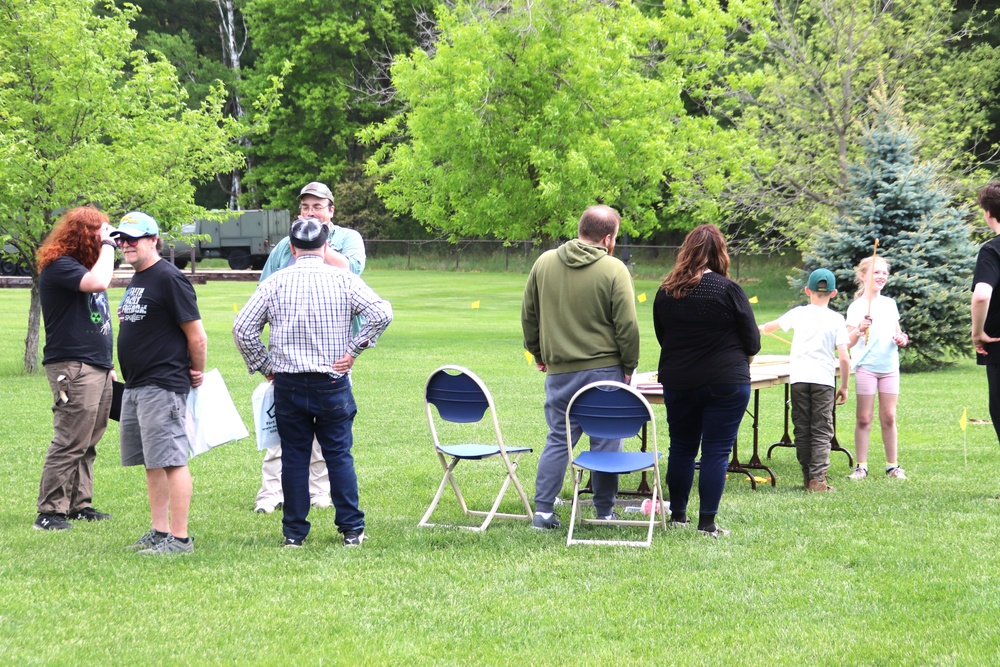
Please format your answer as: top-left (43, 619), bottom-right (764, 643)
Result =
top-left (365, 239), bottom-right (778, 280)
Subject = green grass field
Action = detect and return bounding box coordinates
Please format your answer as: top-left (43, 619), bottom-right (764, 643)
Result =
top-left (2, 264), bottom-right (999, 665)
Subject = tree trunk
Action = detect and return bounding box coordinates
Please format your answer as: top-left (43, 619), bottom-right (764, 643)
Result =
top-left (23, 278), bottom-right (41, 374)
top-left (215, 0), bottom-right (248, 209)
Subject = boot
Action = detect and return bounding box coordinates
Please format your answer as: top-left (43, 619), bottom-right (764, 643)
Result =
top-left (807, 476), bottom-right (836, 492)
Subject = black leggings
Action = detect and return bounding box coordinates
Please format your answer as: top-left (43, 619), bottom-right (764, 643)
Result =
top-left (986, 364), bottom-right (1000, 446)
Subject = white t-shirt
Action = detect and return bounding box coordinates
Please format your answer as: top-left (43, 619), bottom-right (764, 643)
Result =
top-left (776, 304), bottom-right (849, 386)
top-left (846, 294), bottom-right (900, 374)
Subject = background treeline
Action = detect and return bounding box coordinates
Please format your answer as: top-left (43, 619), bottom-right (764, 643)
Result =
top-left (111, 0), bottom-right (1000, 247)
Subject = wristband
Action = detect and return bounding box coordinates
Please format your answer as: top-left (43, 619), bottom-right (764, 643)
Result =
top-left (101, 240), bottom-right (117, 249)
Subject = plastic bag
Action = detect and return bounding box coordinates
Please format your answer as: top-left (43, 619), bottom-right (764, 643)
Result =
top-left (185, 369), bottom-right (249, 457)
top-left (252, 380), bottom-right (281, 451)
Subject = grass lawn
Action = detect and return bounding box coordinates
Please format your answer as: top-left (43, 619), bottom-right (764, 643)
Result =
top-left (2, 264), bottom-right (999, 665)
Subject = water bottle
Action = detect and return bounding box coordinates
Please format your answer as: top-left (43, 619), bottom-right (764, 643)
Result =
top-left (623, 499), bottom-right (669, 514)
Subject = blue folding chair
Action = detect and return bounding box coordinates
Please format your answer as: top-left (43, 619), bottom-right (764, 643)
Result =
top-left (419, 366), bottom-right (533, 531)
top-left (565, 381), bottom-right (666, 547)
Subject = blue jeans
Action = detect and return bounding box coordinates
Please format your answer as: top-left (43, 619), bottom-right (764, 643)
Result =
top-left (274, 373), bottom-right (362, 540)
top-left (663, 383), bottom-right (750, 518)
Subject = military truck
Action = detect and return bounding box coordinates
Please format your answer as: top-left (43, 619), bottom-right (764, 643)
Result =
top-left (0, 244), bottom-right (31, 276)
top-left (164, 209), bottom-right (291, 270)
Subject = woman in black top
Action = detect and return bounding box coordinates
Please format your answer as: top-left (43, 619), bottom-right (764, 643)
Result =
top-left (652, 224), bottom-right (760, 537)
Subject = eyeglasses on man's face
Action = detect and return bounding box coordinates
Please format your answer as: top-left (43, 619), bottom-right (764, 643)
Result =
top-left (300, 203), bottom-right (329, 213)
top-left (116, 235), bottom-right (154, 247)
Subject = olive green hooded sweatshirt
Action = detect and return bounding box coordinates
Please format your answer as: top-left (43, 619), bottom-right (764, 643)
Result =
top-left (521, 239), bottom-right (640, 375)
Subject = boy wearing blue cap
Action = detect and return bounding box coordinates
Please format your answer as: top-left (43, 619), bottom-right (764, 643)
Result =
top-left (759, 269), bottom-right (850, 492)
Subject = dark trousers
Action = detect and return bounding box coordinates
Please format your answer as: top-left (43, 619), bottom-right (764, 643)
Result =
top-left (790, 382), bottom-right (835, 482)
top-left (663, 383), bottom-right (750, 518)
top-left (274, 373), bottom-right (362, 541)
top-left (986, 364), bottom-right (1000, 446)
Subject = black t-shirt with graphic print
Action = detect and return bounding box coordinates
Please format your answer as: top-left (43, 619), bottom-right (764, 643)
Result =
top-left (39, 256), bottom-right (113, 369)
top-left (117, 259), bottom-right (201, 393)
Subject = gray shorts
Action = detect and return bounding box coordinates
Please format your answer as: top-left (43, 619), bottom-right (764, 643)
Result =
top-left (120, 385), bottom-right (190, 469)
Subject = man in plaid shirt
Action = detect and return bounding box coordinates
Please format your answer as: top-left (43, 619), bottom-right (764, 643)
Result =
top-left (233, 217), bottom-right (392, 548)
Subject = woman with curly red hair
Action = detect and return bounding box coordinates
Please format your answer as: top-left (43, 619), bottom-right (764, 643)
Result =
top-left (34, 206), bottom-right (117, 531)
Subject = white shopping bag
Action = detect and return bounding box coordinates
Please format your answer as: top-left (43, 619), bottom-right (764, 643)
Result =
top-left (252, 381), bottom-right (281, 451)
top-left (185, 369), bottom-right (250, 457)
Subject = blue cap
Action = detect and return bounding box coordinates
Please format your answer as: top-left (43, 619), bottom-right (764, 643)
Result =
top-left (807, 268), bottom-right (836, 293)
top-left (114, 211), bottom-right (159, 238)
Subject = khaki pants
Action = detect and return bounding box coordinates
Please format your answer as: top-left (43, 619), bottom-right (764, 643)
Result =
top-left (255, 439), bottom-right (331, 509)
top-left (38, 361), bottom-right (113, 514)
top-left (791, 382), bottom-right (835, 482)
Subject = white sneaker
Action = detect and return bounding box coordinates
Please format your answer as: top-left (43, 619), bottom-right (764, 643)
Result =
top-left (848, 465), bottom-right (869, 481)
top-left (886, 466), bottom-right (907, 480)
top-left (310, 497), bottom-right (333, 509)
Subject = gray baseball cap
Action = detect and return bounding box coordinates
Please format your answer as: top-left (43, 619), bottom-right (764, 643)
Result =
top-left (298, 181), bottom-right (335, 205)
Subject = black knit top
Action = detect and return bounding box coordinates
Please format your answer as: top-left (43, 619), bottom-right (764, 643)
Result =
top-left (652, 271), bottom-right (761, 390)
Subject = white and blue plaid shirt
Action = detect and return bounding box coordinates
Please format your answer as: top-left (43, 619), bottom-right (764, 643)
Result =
top-left (233, 255), bottom-right (392, 378)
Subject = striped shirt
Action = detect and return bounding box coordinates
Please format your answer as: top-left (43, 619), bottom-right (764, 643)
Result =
top-left (233, 255), bottom-right (392, 378)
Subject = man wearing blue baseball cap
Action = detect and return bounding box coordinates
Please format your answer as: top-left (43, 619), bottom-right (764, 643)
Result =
top-left (112, 211), bottom-right (207, 555)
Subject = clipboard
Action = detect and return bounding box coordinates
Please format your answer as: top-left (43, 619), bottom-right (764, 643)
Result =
top-left (110, 381), bottom-right (125, 422)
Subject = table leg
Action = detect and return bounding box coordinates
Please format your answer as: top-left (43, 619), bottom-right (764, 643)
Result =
top-left (766, 384), bottom-right (794, 458)
top-left (740, 387), bottom-right (776, 487)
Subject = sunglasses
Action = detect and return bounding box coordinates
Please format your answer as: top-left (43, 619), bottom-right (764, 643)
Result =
top-left (115, 235), bottom-right (154, 247)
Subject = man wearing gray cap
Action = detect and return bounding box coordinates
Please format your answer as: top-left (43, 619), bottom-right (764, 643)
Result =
top-left (234, 217), bottom-right (392, 547)
top-left (253, 182), bottom-right (367, 514)
top-left (259, 182), bottom-right (365, 279)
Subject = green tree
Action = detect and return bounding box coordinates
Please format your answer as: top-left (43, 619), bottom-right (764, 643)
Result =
top-left (361, 0), bottom-right (761, 241)
top-left (0, 0), bottom-right (243, 373)
top-left (241, 0), bottom-right (427, 212)
top-left (712, 0), bottom-right (1000, 250)
top-left (112, 0), bottom-right (256, 208)
top-left (803, 85), bottom-right (976, 371)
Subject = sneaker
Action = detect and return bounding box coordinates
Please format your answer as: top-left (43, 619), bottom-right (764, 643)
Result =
top-left (886, 466), bottom-right (908, 480)
top-left (531, 512), bottom-right (561, 530)
top-left (125, 529), bottom-right (167, 550)
top-left (283, 537), bottom-right (304, 548)
top-left (137, 534), bottom-right (194, 556)
top-left (669, 519), bottom-right (691, 528)
top-left (698, 526), bottom-right (731, 538)
top-left (33, 513), bottom-right (72, 531)
top-left (847, 466), bottom-right (869, 481)
top-left (343, 530), bottom-right (366, 547)
top-left (67, 507), bottom-right (112, 521)
top-left (311, 497), bottom-right (333, 509)
top-left (596, 512), bottom-right (621, 521)
top-left (254, 504), bottom-right (276, 514)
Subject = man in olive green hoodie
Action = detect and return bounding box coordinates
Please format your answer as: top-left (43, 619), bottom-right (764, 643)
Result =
top-left (522, 205), bottom-right (640, 529)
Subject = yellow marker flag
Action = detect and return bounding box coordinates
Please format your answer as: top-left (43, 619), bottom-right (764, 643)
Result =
top-left (749, 296), bottom-right (759, 304)
top-left (960, 407), bottom-right (968, 432)
top-left (471, 300), bottom-right (480, 309)
top-left (637, 293), bottom-right (647, 303)
top-left (524, 350), bottom-right (534, 365)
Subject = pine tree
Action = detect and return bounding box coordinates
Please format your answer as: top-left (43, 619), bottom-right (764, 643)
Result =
top-left (802, 84), bottom-right (976, 371)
